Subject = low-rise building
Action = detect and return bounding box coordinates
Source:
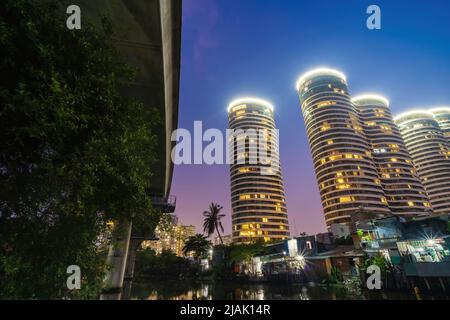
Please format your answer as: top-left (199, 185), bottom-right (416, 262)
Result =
top-left (236, 236), bottom-right (317, 280)
top-left (142, 215), bottom-right (196, 256)
top-left (214, 234), bottom-right (233, 246)
top-left (330, 223), bottom-right (351, 239)
top-left (308, 246), bottom-right (364, 281)
top-left (356, 214), bottom-right (450, 290)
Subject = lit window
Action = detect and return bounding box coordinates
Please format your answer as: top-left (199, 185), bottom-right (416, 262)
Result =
top-left (321, 122), bottom-right (331, 131)
top-left (340, 197), bottom-right (353, 203)
top-left (408, 201), bottom-right (414, 207)
top-left (231, 105), bottom-right (246, 112)
top-left (389, 144), bottom-right (400, 152)
top-left (330, 155), bottom-right (342, 161)
top-left (318, 101), bottom-right (335, 108)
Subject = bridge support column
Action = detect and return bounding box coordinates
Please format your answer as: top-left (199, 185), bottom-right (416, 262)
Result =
top-left (100, 218), bottom-right (132, 300)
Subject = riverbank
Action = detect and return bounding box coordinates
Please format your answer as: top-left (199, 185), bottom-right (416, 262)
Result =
top-left (130, 280), bottom-right (450, 300)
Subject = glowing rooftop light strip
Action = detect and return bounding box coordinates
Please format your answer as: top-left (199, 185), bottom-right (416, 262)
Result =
top-left (352, 94), bottom-right (390, 107)
top-left (227, 97), bottom-right (274, 113)
top-left (429, 107), bottom-right (450, 114)
top-left (393, 110), bottom-right (435, 122)
top-left (296, 68), bottom-right (347, 92)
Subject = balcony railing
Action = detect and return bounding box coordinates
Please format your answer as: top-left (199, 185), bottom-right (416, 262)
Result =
top-left (151, 195), bottom-right (176, 213)
top-left (360, 237), bottom-right (400, 250)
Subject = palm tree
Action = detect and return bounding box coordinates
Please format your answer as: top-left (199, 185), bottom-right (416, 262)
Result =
top-left (182, 234), bottom-right (210, 260)
top-left (203, 202), bottom-right (225, 244)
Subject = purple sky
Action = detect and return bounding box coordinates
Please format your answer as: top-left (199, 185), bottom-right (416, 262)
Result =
top-left (170, 0), bottom-right (450, 238)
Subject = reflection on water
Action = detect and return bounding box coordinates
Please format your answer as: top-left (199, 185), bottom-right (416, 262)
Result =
top-left (130, 281), bottom-right (450, 300)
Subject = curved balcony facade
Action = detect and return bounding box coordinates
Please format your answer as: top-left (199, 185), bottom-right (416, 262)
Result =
top-left (296, 69), bottom-right (390, 228)
top-left (353, 95), bottom-right (431, 217)
top-left (394, 111), bottom-right (450, 215)
top-left (228, 98), bottom-right (290, 243)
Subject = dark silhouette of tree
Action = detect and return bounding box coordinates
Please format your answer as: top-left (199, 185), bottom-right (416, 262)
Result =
top-left (202, 203), bottom-right (225, 244)
top-left (182, 234), bottom-right (211, 261)
top-left (0, 0), bottom-right (160, 298)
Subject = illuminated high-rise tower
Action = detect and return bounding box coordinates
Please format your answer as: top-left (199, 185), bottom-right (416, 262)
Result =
top-left (394, 111), bottom-right (450, 215)
top-left (353, 95), bottom-right (431, 217)
top-left (228, 97), bottom-right (290, 243)
top-left (296, 69), bottom-right (390, 228)
top-left (430, 107), bottom-right (450, 140)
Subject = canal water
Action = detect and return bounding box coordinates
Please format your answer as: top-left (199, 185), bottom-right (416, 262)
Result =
top-left (131, 280), bottom-right (450, 300)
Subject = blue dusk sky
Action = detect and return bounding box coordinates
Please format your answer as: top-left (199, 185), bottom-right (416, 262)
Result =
top-left (170, 0), bottom-right (450, 237)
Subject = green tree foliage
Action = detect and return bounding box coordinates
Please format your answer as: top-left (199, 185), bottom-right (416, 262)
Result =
top-left (362, 253), bottom-right (391, 273)
top-left (202, 203), bottom-right (225, 244)
top-left (182, 234), bottom-right (211, 261)
top-left (0, 0), bottom-right (159, 298)
top-left (228, 240), bottom-right (270, 264)
top-left (209, 241), bottom-right (270, 280)
top-left (134, 249), bottom-right (200, 280)
top-left (329, 265), bottom-right (343, 284)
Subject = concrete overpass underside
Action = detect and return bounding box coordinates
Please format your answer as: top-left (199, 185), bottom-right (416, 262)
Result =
top-left (61, 0), bottom-right (182, 299)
